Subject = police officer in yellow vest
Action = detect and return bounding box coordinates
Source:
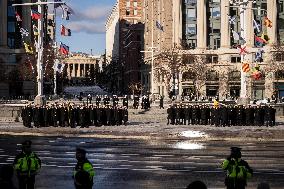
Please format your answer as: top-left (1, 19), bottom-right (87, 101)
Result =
top-left (74, 148), bottom-right (95, 189)
top-left (222, 147), bottom-right (253, 189)
top-left (13, 140), bottom-right (41, 189)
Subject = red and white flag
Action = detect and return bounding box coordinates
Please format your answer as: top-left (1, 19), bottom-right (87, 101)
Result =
top-left (60, 25), bottom-right (71, 36)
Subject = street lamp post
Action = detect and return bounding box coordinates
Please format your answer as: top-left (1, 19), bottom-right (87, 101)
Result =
top-left (13, 0), bottom-right (65, 105)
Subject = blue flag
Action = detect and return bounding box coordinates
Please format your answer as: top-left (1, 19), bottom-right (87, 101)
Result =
top-left (156, 21), bottom-right (164, 32)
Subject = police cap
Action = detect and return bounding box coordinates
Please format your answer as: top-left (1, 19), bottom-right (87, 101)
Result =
top-left (76, 148), bottom-right (87, 155)
top-left (231, 147), bottom-right (241, 152)
top-left (22, 140), bottom-right (32, 147)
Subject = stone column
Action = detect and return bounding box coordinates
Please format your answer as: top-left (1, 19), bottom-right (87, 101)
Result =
top-left (83, 64), bottom-right (86, 77)
top-left (0, 0), bottom-right (7, 46)
top-left (265, 72), bottom-right (275, 99)
top-left (197, 0), bottom-right (207, 49)
top-left (172, 0), bottom-right (183, 46)
top-left (267, 0), bottom-right (277, 45)
top-left (77, 64), bottom-right (80, 77)
top-left (72, 63), bottom-right (76, 77)
top-left (220, 0), bottom-right (230, 48)
top-left (245, 1), bottom-right (254, 47)
top-left (178, 72), bottom-right (183, 96)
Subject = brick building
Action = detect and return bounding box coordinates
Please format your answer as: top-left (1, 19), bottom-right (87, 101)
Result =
top-left (106, 0), bottom-right (144, 94)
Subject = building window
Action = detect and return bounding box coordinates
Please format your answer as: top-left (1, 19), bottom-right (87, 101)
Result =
top-left (186, 8), bottom-right (196, 19)
top-left (231, 56), bottom-right (241, 63)
top-left (184, 0), bottom-right (196, 5)
top-left (207, 55), bottom-right (219, 63)
top-left (186, 23), bottom-right (196, 36)
top-left (187, 39), bottom-right (196, 49)
top-left (126, 9), bottom-right (131, 16)
top-left (211, 7), bottom-right (220, 18)
top-left (134, 1), bottom-right (138, 7)
top-left (213, 38), bottom-right (220, 49)
top-left (134, 9), bottom-right (138, 15)
top-left (279, 1), bottom-right (284, 13)
top-left (126, 1), bottom-right (130, 7)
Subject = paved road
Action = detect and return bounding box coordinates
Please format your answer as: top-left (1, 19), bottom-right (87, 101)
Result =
top-left (0, 136), bottom-right (284, 189)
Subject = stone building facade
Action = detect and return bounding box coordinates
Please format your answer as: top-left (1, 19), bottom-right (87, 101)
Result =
top-left (106, 0), bottom-right (144, 94)
top-left (64, 54), bottom-right (104, 85)
top-left (143, 0), bottom-right (284, 100)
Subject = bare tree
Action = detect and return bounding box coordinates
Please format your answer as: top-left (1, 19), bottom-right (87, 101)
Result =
top-left (155, 44), bottom-right (199, 97)
top-left (180, 55), bottom-right (210, 98)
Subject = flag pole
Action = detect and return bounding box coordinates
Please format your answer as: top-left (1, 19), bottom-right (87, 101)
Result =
top-left (13, 0), bottom-right (65, 105)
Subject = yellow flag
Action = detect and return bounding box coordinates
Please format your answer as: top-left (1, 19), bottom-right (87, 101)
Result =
top-left (24, 43), bottom-right (34, 54)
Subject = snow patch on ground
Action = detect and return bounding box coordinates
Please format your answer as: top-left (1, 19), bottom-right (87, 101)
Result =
top-left (180, 130), bottom-right (207, 138)
top-left (63, 86), bottom-right (108, 96)
top-left (172, 141), bottom-right (205, 150)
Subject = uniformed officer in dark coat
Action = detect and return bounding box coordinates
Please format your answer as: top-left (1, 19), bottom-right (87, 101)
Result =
top-left (69, 104), bottom-right (76, 128)
top-left (78, 106), bottom-right (85, 128)
top-left (184, 105), bottom-right (192, 125)
top-left (228, 105), bottom-right (236, 126)
top-left (96, 106), bottom-right (102, 126)
top-left (33, 106), bottom-right (41, 128)
top-left (200, 105), bottom-right (208, 125)
top-left (236, 105), bottom-right (245, 126)
top-left (112, 95), bottom-right (119, 107)
top-left (103, 95), bottom-right (110, 106)
top-left (245, 105), bottom-right (254, 126)
top-left (167, 105), bottom-right (175, 125)
top-left (95, 95), bottom-right (101, 106)
top-left (159, 95), bottom-right (164, 109)
top-left (133, 95), bottom-right (139, 109)
top-left (123, 95), bottom-right (128, 108)
top-left (221, 105), bottom-right (228, 127)
top-left (254, 105), bottom-right (263, 126)
top-left (122, 107), bottom-right (128, 125)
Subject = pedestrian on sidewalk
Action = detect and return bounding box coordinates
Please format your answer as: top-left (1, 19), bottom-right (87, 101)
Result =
top-left (73, 148), bottom-right (95, 189)
top-left (13, 140), bottom-right (41, 189)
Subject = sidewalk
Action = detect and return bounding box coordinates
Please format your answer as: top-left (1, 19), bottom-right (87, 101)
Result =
top-left (0, 107), bottom-right (284, 142)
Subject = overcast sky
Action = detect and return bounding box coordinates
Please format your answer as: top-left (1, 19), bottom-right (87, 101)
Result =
top-left (56, 0), bottom-right (116, 55)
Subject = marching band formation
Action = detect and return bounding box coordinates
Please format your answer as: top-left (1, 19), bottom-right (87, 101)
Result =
top-left (167, 104), bottom-right (276, 127)
top-left (21, 102), bottom-right (128, 128)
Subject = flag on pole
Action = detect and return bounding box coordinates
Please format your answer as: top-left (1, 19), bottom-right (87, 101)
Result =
top-left (15, 12), bottom-right (22, 22)
top-left (253, 19), bottom-right (261, 33)
top-left (54, 61), bottom-right (65, 73)
top-left (20, 28), bottom-right (29, 37)
top-left (61, 4), bottom-right (74, 20)
top-left (232, 30), bottom-right (240, 41)
top-left (264, 17), bottom-right (272, 28)
top-left (24, 43), bottom-right (34, 54)
top-left (31, 9), bottom-right (41, 20)
top-left (228, 15), bottom-right (236, 25)
top-left (156, 21), bottom-right (164, 32)
top-left (60, 25), bottom-right (71, 36)
top-left (33, 25), bottom-right (39, 36)
top-left (255, 35), bottom-right (267, 46)
top-left (255, 49), bottom-right (264, 62)
top-left (60, 43), bottom-right (69, 55)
